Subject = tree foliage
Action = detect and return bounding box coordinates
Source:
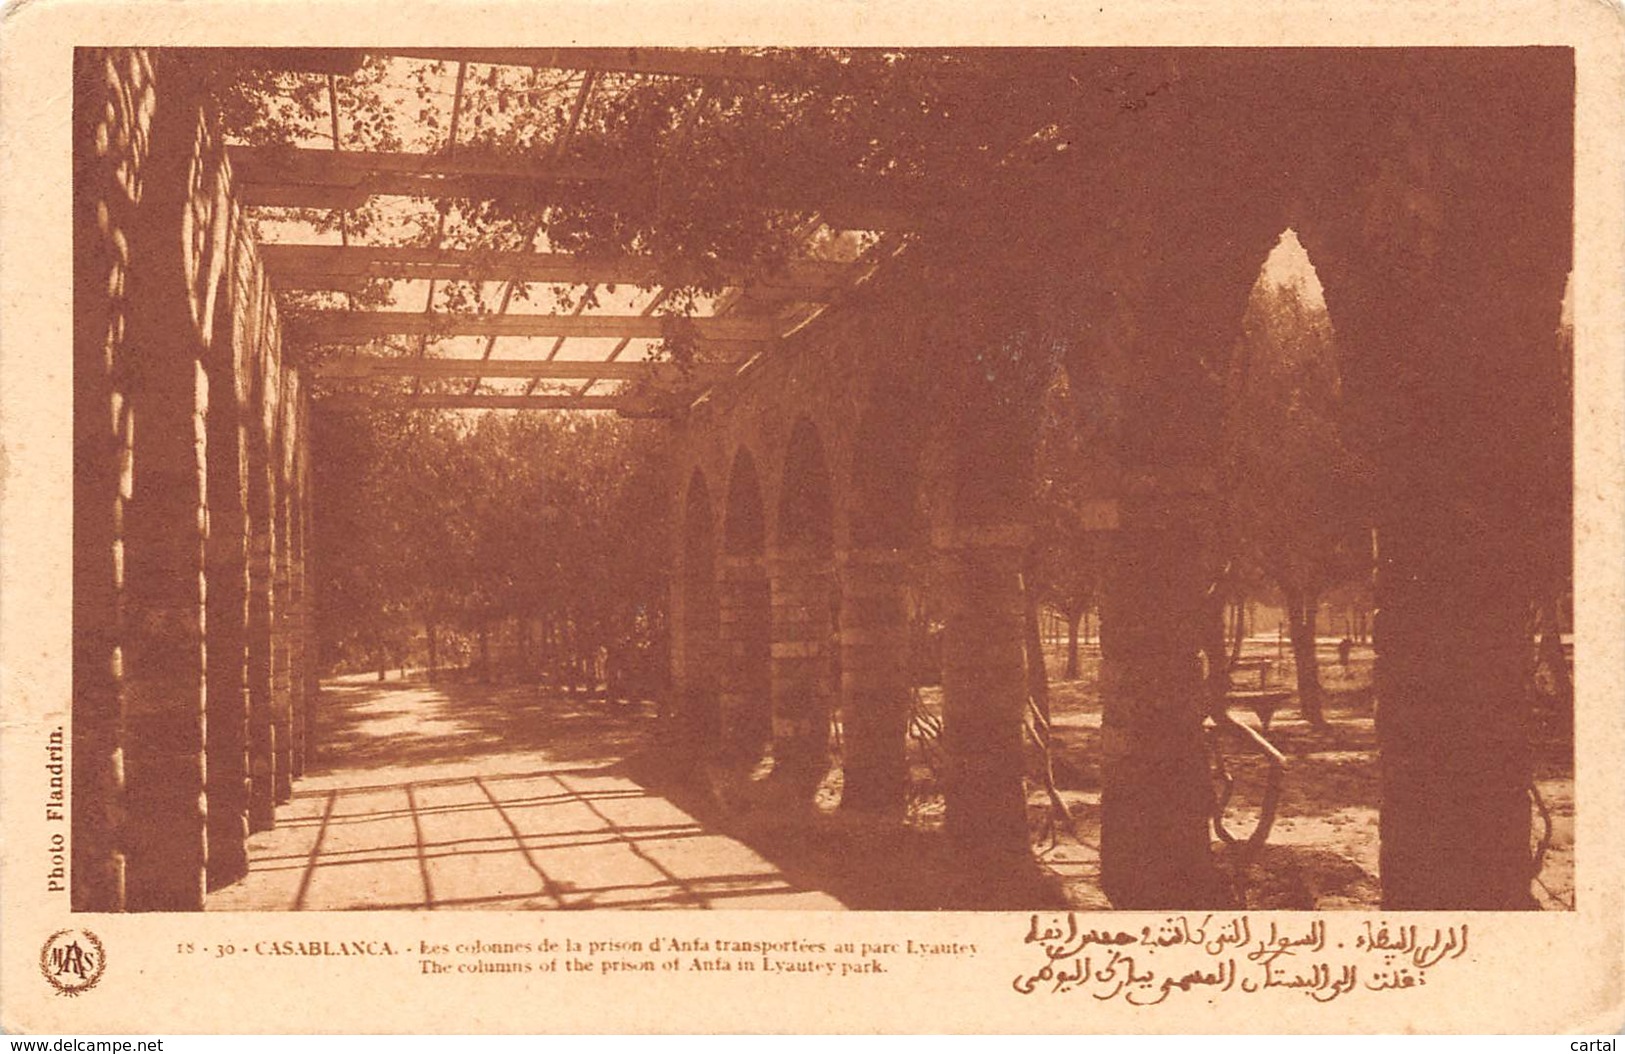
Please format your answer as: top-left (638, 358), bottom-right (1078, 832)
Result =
top-left (1220, 280), bottom-right (1373, 721)
top-left (209, 51), bottom-right (1158, 373)
top-left (311, 408), bottom-right (669, 677)
top-left (1028, 368), bottom-right (1110, 678)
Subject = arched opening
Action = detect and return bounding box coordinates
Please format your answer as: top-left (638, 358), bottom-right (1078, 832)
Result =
top-left (680, 468), bottom-right (721, 752)
top-left (779, 417), bottom-right (835, 553)
top-left (1155, 225), bottom-right (1379, 898)
top-left (720, 447), bottom-right (772, 762)
top-left (770, 417), bottom-right (836, 793)
top-left (1219, 227), bottom-right (1367, 732)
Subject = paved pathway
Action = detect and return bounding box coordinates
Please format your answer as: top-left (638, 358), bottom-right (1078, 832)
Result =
top-left (209, 676), bottom-right (845, 911)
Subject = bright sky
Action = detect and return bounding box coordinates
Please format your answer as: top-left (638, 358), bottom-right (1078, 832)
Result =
top-left (1256, 228), bottom-right (1328, 312)
top-left (1256, 227), bottom-right (1571, 334)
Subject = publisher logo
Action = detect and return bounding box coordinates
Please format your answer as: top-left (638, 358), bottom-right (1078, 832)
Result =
top-left (41, 929), bottom-right (105, 996)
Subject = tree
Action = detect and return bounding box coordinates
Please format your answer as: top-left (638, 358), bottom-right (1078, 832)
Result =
top-left (310, 403), bottom-right (671, 686)
top-left (1222, 281), bottom-right (1372, 727)
top-left (1029, 370), bottom-right (1110, 680)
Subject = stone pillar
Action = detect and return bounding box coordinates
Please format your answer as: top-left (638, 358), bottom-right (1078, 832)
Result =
top-left (717, 554), bottom-right (772, 760)
top-left (203, 305), bottom-right (250, 890)
top-left (1303, 53), bottom-right (1572, 909)
top-left (837, 548), bottom-right (912, 816)
top-left (120, 386), bottom-right (210, 911)
top-left (768, 549), bottom-right (834, 793)
top-left (300, 434), bottom-right (320, 771)
top-left (1080, 219), bottom-right (1267, 909)
top-left (1096, 476), bottom-right (1229, 908)
top-left (245, 401), bottom-right (277, 831)
top-left (272, 447), bottom-right (294, 803)
top-left (1374, 513), bottom-right (1536, 908)
top-left (677, 474), bottom-right (720, 752)
top-left (294, 422), bottom-right (315, 779)
top-left (287, 430), bottom-right (307, 780)
top-left (937, 528), bottom-right (1031, 856)
top-left (679, 584), bottom-right (720, 753)
top-left (116, 55), bottom-right (212, 911)
top-left (72, 47), bottom-right (152, 912)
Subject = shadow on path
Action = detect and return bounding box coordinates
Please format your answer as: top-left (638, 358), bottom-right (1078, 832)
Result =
top-left (210, 675), bottom-right (845, 911)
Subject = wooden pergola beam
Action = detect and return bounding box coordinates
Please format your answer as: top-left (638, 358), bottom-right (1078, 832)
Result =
top-left (289, 310), bottom-right (777, 343)
top-left (260, 244), bottom-right (854, 293)
top-left (229, 145), bottom-right (923, 230)
top-left (315, 358), bottom-right (730, 382)
top-left (209, 48), bottom-right (369, 76)
top-left (317, 392), bottom-right (674, 415)
top-left (242, 181), bottom-right (911, 232)
top-left (373, 48), bottom-right (805, 83)
top-left (230, 144), bottom-right (605, 187)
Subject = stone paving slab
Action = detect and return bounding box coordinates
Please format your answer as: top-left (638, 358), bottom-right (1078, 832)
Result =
top-left (208, 678), bottom-right (845, 911)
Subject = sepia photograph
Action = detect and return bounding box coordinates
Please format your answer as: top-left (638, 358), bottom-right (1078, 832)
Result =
top-left (4, 1), bottom-right (1624, 1036)
top-left (69, 44), bottom-right (1577, 916)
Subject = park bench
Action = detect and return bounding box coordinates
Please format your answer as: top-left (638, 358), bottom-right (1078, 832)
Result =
top-left (1205, 706), bottom-right (1287, 850)
top-left (1225, 656), bottom-right (1291, 730)
top-left (1205, 661), bottom-right (1293, 850)
top-left (1229, 657), bottom-right (1275, 691)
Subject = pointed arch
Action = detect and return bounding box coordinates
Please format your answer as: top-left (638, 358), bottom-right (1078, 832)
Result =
top-left (724, 447), bottom-right (766, 557)
top-left (720, 447), bottom-right (772, 758)
top-left (1223, 225), bottom-right (1360, 731)
top-left (768, 416), bottom-right (836, 791)
top-left (778, 417), bottom-right (834, 556)
top-left (679, 467), bottom-right (721, 751)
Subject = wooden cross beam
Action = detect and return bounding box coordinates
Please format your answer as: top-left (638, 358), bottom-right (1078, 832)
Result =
top-left (205, 47), bottom-right (798, 82)
top-left (288, 310), bottom-right (777, 344)
top-left (316, 392), bottom-right (676, 415)
top-left (314, 358), bottom-right (732, 382)
top-left (228, 145), bottom-right (922, 230)
top-left (209, 48), bottom-right (369, 76)
top-left (230, 144), bottom-right (605, 191)
top-left (373, 48), bottom-right (807, 83)
top-left (258, 245), bottom-right (853, 295)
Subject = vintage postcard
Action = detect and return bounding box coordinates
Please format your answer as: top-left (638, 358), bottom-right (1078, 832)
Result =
top-left (2, 0), bottom-right (1623, 1035)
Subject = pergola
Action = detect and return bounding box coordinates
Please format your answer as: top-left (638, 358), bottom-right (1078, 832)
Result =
top-left (231, 48), bottom-right (944, 416)
top-left (70, 43), bottom-right (1581, 923)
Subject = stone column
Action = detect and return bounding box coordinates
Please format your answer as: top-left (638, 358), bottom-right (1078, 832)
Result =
top-left (1081, 218), bottom-right (1268, 909)
top-left (678, 582), bottom-right (720, 753)
top-left (294, 422), bottom-right (315, 779)
top-left (203, 321), bottom-right (250, 889)
top-left (717, 554), bottom-right (772, 761)
top-left (1303, 53), bottom-right (1572, 909)
top-left (768, 549), bottom-right (834, 794)
top-left (72, 47), bottom-right (152, 913)
top-left (116, 56), bottom-right (212, 911)
top-left (837, 548), bottom-right (912, 816)
top-left (1096, 475), bottom-right (1229, 908)
top-left (300, 434), bottom-right (320, 771)
top-left (937, 527), bottom-right (1031, 857)
top-left (120, 393), bottom-right (210, 911)
top-left (245, 399), bottom-right (277, 831)
top-left (287, 429), bottom-right (307, 780)
top-left (272, 449), bottom-right (294, 803)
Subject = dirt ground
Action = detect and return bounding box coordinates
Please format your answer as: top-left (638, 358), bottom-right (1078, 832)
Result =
top-left (388, 638), bottom-right (1574, 912)
top-left (1003, 640), bottom-right (1576, 911)
top-left (636, 638), bottom-right (1575, 911)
